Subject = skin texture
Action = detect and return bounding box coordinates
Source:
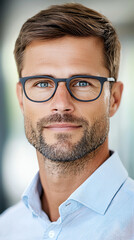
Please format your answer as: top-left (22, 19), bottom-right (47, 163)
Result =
top-left (16, 36), bottom-right (123, 221)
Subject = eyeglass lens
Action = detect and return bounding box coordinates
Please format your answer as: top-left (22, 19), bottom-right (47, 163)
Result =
top-left (24, 77), bottom-right (101, 102)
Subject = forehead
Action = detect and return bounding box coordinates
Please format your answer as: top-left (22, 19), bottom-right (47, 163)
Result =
top-left (22, 36), bottom-right (108, 77)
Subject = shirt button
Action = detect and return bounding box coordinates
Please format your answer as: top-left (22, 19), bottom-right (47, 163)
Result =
top-left (48, 230), bottom-right (55, 238)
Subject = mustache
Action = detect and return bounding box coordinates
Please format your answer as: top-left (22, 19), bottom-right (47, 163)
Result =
top-left (37, 113), bottom-right (89, 129)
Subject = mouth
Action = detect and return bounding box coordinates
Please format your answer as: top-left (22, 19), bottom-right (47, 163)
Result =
top-left (44, 123), bottom-right (82, 132)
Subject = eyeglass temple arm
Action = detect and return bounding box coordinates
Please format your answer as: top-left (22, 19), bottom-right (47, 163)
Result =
top-left (107, 77), bottom-right (115, 82)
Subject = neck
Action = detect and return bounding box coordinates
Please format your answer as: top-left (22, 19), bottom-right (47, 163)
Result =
top-left (37, 139), bottom-right (109, 222)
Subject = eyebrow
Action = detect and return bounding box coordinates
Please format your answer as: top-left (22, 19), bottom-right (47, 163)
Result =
top-left (26, 73), bottom-right (96, 78)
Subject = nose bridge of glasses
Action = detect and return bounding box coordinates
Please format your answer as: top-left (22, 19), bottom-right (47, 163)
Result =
top-left (56, 78), bottom-right (68, 83)
top-left (55, 77), bottom-right (70, 93)
top-left (55, 78), bottom-right (69, 90)
top-left (54, 78), bottom-right (72, 98)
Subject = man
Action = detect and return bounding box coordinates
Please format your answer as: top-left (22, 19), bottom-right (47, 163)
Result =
top-left (0, 3), bottom-right (134, 239)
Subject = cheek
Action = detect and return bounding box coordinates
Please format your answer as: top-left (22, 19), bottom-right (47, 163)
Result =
top-left (23, 99), bottom-right (49, 126)
top-left (77, 94), bottom-right (110, 122)
top-left (96, 84), bottom-right (111, 115)
top-left (103, 86), bottom-right (110, 103)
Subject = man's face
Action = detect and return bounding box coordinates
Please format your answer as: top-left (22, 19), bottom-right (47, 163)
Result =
top-left (18, 36), bottom-right (112, 162)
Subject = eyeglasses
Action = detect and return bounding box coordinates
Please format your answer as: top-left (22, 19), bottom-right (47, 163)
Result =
top-left (19, 75), bottom-right (115, 103)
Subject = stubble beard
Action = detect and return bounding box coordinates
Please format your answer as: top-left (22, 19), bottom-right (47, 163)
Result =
top-left (24, 113), bottom-right (110, 174)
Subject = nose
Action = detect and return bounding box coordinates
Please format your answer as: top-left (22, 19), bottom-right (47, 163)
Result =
top-left (50, 82), bottom-right (75, 114)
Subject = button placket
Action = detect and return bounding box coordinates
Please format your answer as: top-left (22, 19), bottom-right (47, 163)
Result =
top-left (43, 222), bottom-right (62, 239)
top-left (48, 230), bottom-right (55, 238)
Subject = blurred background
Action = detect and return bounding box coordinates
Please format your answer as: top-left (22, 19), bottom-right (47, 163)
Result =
top-left (0, 0), bottom-right (134, 214)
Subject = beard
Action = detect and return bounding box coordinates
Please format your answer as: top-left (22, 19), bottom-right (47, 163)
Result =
top-left (24, 113), bottom-right (109, 163)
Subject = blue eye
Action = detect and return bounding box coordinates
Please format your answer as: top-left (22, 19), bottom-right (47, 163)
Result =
top-left (37, 82), bottom-right (49, 88)
top-left (75, 81), bottom-right (89, 87)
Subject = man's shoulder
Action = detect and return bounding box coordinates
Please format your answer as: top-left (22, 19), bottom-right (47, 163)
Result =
top-left (0, 201), bottom-right (31, 235)
top-left (123, 176), bottom-right (134, 197)
top-left (113, 176), bottom-right (134, 214)
top-left (0, 201), bottom-right (42, 239)
top-left (124, 177), bottom-right (134, 192)
top-left (0, 201), bottom-right (28, 224)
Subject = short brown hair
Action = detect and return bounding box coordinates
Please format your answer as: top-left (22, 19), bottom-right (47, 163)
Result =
top-left (14, 3), bottom-right (121, 79)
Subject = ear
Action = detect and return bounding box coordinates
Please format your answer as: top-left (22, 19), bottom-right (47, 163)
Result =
top-left (109, 81), bottom-right (123, 117)
top-left (16, 82), bottom-right (24, 114)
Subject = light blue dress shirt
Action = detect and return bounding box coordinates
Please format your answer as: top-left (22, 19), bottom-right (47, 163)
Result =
top-left (0, 151), bottom-right (134, 240)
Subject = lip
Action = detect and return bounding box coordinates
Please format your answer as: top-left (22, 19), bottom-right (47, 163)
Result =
top-left (44, 123), bottom-right (82, 131)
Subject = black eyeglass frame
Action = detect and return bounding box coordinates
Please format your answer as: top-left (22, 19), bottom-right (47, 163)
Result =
top-left (19, 75), bottom-right (115, 103)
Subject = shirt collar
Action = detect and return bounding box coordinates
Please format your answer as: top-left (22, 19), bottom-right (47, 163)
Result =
top-left (22, 151), bottom-right (128, 217)
top-left (22, 172), bottom-right (43, 217)
top-left (68, 151), bottom-right (128, 215)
